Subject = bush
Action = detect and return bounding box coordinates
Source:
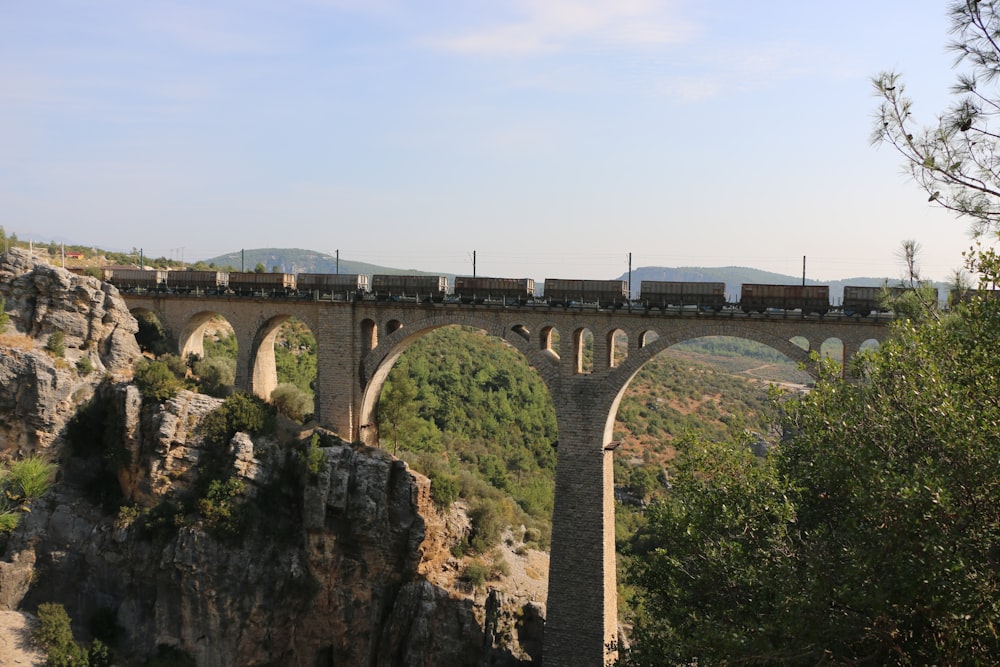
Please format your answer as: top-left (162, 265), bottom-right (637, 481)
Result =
top-left (133, 359), bottom-right (182, 403)
top-left (429, 470), bottom-right (461, 508)
top-left (75, 356), bottom-right (94, 375)
top-left (461, 560), bottom-right (488, 589)
top-left (45, 330), bottom-right (65, 357)
top-left (0, 296), bottom-right (8, 333)
top-left (271, 383), bottom-right (313, 422)
top-left (6, 456), bottom-right (54, 499)
top-left (197, 478), bottom-right (247, 538)
top-left (192, 355), bottom-right (235, 397)
top-left (33, 602), bottom-right (75, 652)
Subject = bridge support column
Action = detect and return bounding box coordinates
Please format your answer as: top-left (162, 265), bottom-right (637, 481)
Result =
top-left (314, 306), bottom-right (363, 440)
top-left (544, 380), bottom-right (619, 667)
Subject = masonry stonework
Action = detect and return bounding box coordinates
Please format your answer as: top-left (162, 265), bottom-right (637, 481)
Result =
top-left (123, 294), bottom-right (888, 666)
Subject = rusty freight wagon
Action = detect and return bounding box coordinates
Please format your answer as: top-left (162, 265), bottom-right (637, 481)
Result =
top-left (226, 272), bottom-right (296, 296)
top-left (640, 280), bottom-right (726, 311)
top-left (453, 276), bottom-right (535, 304)
top-left (296, 273), bottom-right (370, 298)
top-left (543, 279), bottom-right (630, 308)
top-left (106, 268), bottom-right (168, 292)
top-left (740, 284), bottom-right (829, 315)
top-left (165, 270), bottom-right (227, 294)
top-left (370, 274), bottom-right (449, 302)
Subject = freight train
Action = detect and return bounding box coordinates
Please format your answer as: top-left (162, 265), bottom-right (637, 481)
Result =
top-left (69, 266), bottom-right (934, 316)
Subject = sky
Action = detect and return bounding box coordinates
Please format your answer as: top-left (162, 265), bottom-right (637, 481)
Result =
top-left (0, 1), bottom-right (986, 282)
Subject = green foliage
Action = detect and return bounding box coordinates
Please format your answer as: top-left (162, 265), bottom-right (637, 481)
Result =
top-left (461, 560), bottom-right (488, 589)
top-left (300, 433), bottom-right (326, 479)
top-left (622, 252), bottom-right (1000, 665)
top-left (191, 355), bottom-right (235, 397)
top-left (200, 392), bottom-right (276, 447)
top-left (6, 456), bottom-right (55, 499)
top-left (274, 318), bottom-right (316, 396)
top-left (133, 312), bottom-right (172, 356)
top-left (428, 470), bottom-right (461, 508)
top-left (0, 456), bottom-right (55, 533)
top-left (33, 602), bottom-right (75, 651)
top-left (197, 478), bottom-right (247, 538)
top-left (0, 296), bottom-right (8, 333)
top-left (871, 3), bottom-right (1000, 236)
top-left (133, 358), bottom-right (183, 403)
top-left (75, 356), bottom-right (94, 375)
top-left (45, 330), bottom-right (65, 357)
top-left (271, 383), bottom-right (313, 422)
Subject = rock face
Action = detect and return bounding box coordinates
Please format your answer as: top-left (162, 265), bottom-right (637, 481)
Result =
top-left (0, 250), bottom-right (546, 666)
top-left (0, 248), bottom-right (140, 453)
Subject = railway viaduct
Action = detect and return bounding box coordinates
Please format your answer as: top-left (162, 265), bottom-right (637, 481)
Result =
top-left (122, 293), bottom-right (889, 667)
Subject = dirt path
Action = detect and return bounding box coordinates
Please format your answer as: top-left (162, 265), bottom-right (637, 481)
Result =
top-left (0, 611), bottom-right (45, 667)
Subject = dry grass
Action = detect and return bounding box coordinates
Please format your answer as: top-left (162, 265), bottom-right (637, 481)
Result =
top-left (0, 333), bottom-right (36, 352)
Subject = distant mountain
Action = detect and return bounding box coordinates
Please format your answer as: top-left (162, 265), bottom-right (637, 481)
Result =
top-left (199, 248), bottom-right (449, 278)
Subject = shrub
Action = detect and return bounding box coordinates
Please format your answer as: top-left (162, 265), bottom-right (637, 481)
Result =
top-left (33, 602), bottom-right (75, 652)
top-left (429, 470), bottom-right (461, 508)
top-left (45, 330), bottom-right (65, 357)
top-left (133, 359), bottom-right (182, 402)
top-left (192, 355), bottom-right (234, 397)
top-left (75, 356), bottom-right (94, 375)
top-left (197, 478), bottom-right (247, 538)
top-left (0, 296), bottom-right (8, 333)
top-left (6, 456), bottom-right (54, 499)
top-left (271, 383), bottom-right (313, 422)
top-left (461, 560), bottom-right (488, 589)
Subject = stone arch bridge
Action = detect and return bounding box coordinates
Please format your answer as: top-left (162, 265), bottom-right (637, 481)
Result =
top-left (122, 293), bottom-right (888, 667)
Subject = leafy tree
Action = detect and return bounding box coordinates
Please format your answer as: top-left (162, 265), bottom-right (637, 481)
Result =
top-left (271, 383), bottom-right (312, 422)
top-left (621, 261), bottom-right (1000, 665)
top-left (45, 330), bottom-right (65, 357)
top-left (872, 1), bottom-right (1000, 236)
top-left (133, 359), bottom-right (183, 403)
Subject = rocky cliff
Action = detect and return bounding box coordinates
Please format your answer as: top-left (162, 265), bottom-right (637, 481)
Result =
top-left (0, 249), bottom-right (545, 666)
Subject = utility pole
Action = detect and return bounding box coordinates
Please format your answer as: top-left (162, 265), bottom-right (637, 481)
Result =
top-left (336, 249), bottom-right (339, 275)
top-left (473, 250), bottom-right (476, 277)
top-left (802, 255), bottom-right (806, 286)
top-left (628, 252), bottom-right (632, 299)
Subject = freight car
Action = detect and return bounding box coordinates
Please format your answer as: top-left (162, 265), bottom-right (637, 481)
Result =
top-left (543, 279), bottom-right (630, 308)
top-left (740, 284), bottom-right (829, 315)
top-left (640, 281), bottom-right (726, 311)
top-left (843, 285), bottom-right (941, 316)
top-left (165, 270), bottom-right (228, 294)
top-left (107, 268), bottom-right (168, 292)
top-left (370, 274), bottom-right (449, 302)
top-left (226, 271), bottom-right (296, 296)
top-left (296, 273), bottom-right (369, 298)
top-left (453, 276), bottom-right (535, 304)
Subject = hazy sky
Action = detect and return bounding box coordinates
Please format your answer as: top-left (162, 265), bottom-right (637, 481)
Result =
top-left (1, 1), bottom-right (985, 281)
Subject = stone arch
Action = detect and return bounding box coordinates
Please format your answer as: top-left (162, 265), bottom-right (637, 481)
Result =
top-left (362, 318), bottom-right (377, 352)
top-left (540, 325), bottom-right (561, 361)
top-left (608, 328), bottom-right (628, 368)
top-left (819, 336), bottom-right (845, 364)
top-left (249, 314), bottom-right (292, 401)
top-left (357, 314), bottom-right (560, 443)
top-left (608, 320), bottom-right (816, 390)
top-left (386, 319), bottom-right (403, 335)
top-left (573, 327), bottom-right (593, 374)
top-left (638, 328), bottom-right (659, 348)
top-left (178, 310), bottom-right (233, 362)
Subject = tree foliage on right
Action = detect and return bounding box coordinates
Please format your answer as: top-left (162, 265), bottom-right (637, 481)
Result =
top-left (621, 255), bottom-right (1000, 665)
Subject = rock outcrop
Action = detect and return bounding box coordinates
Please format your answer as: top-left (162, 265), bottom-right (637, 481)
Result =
top-left (0, 250), bottom-right (546, 666)
top-left (0, 248), bottom-right (140, 453)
